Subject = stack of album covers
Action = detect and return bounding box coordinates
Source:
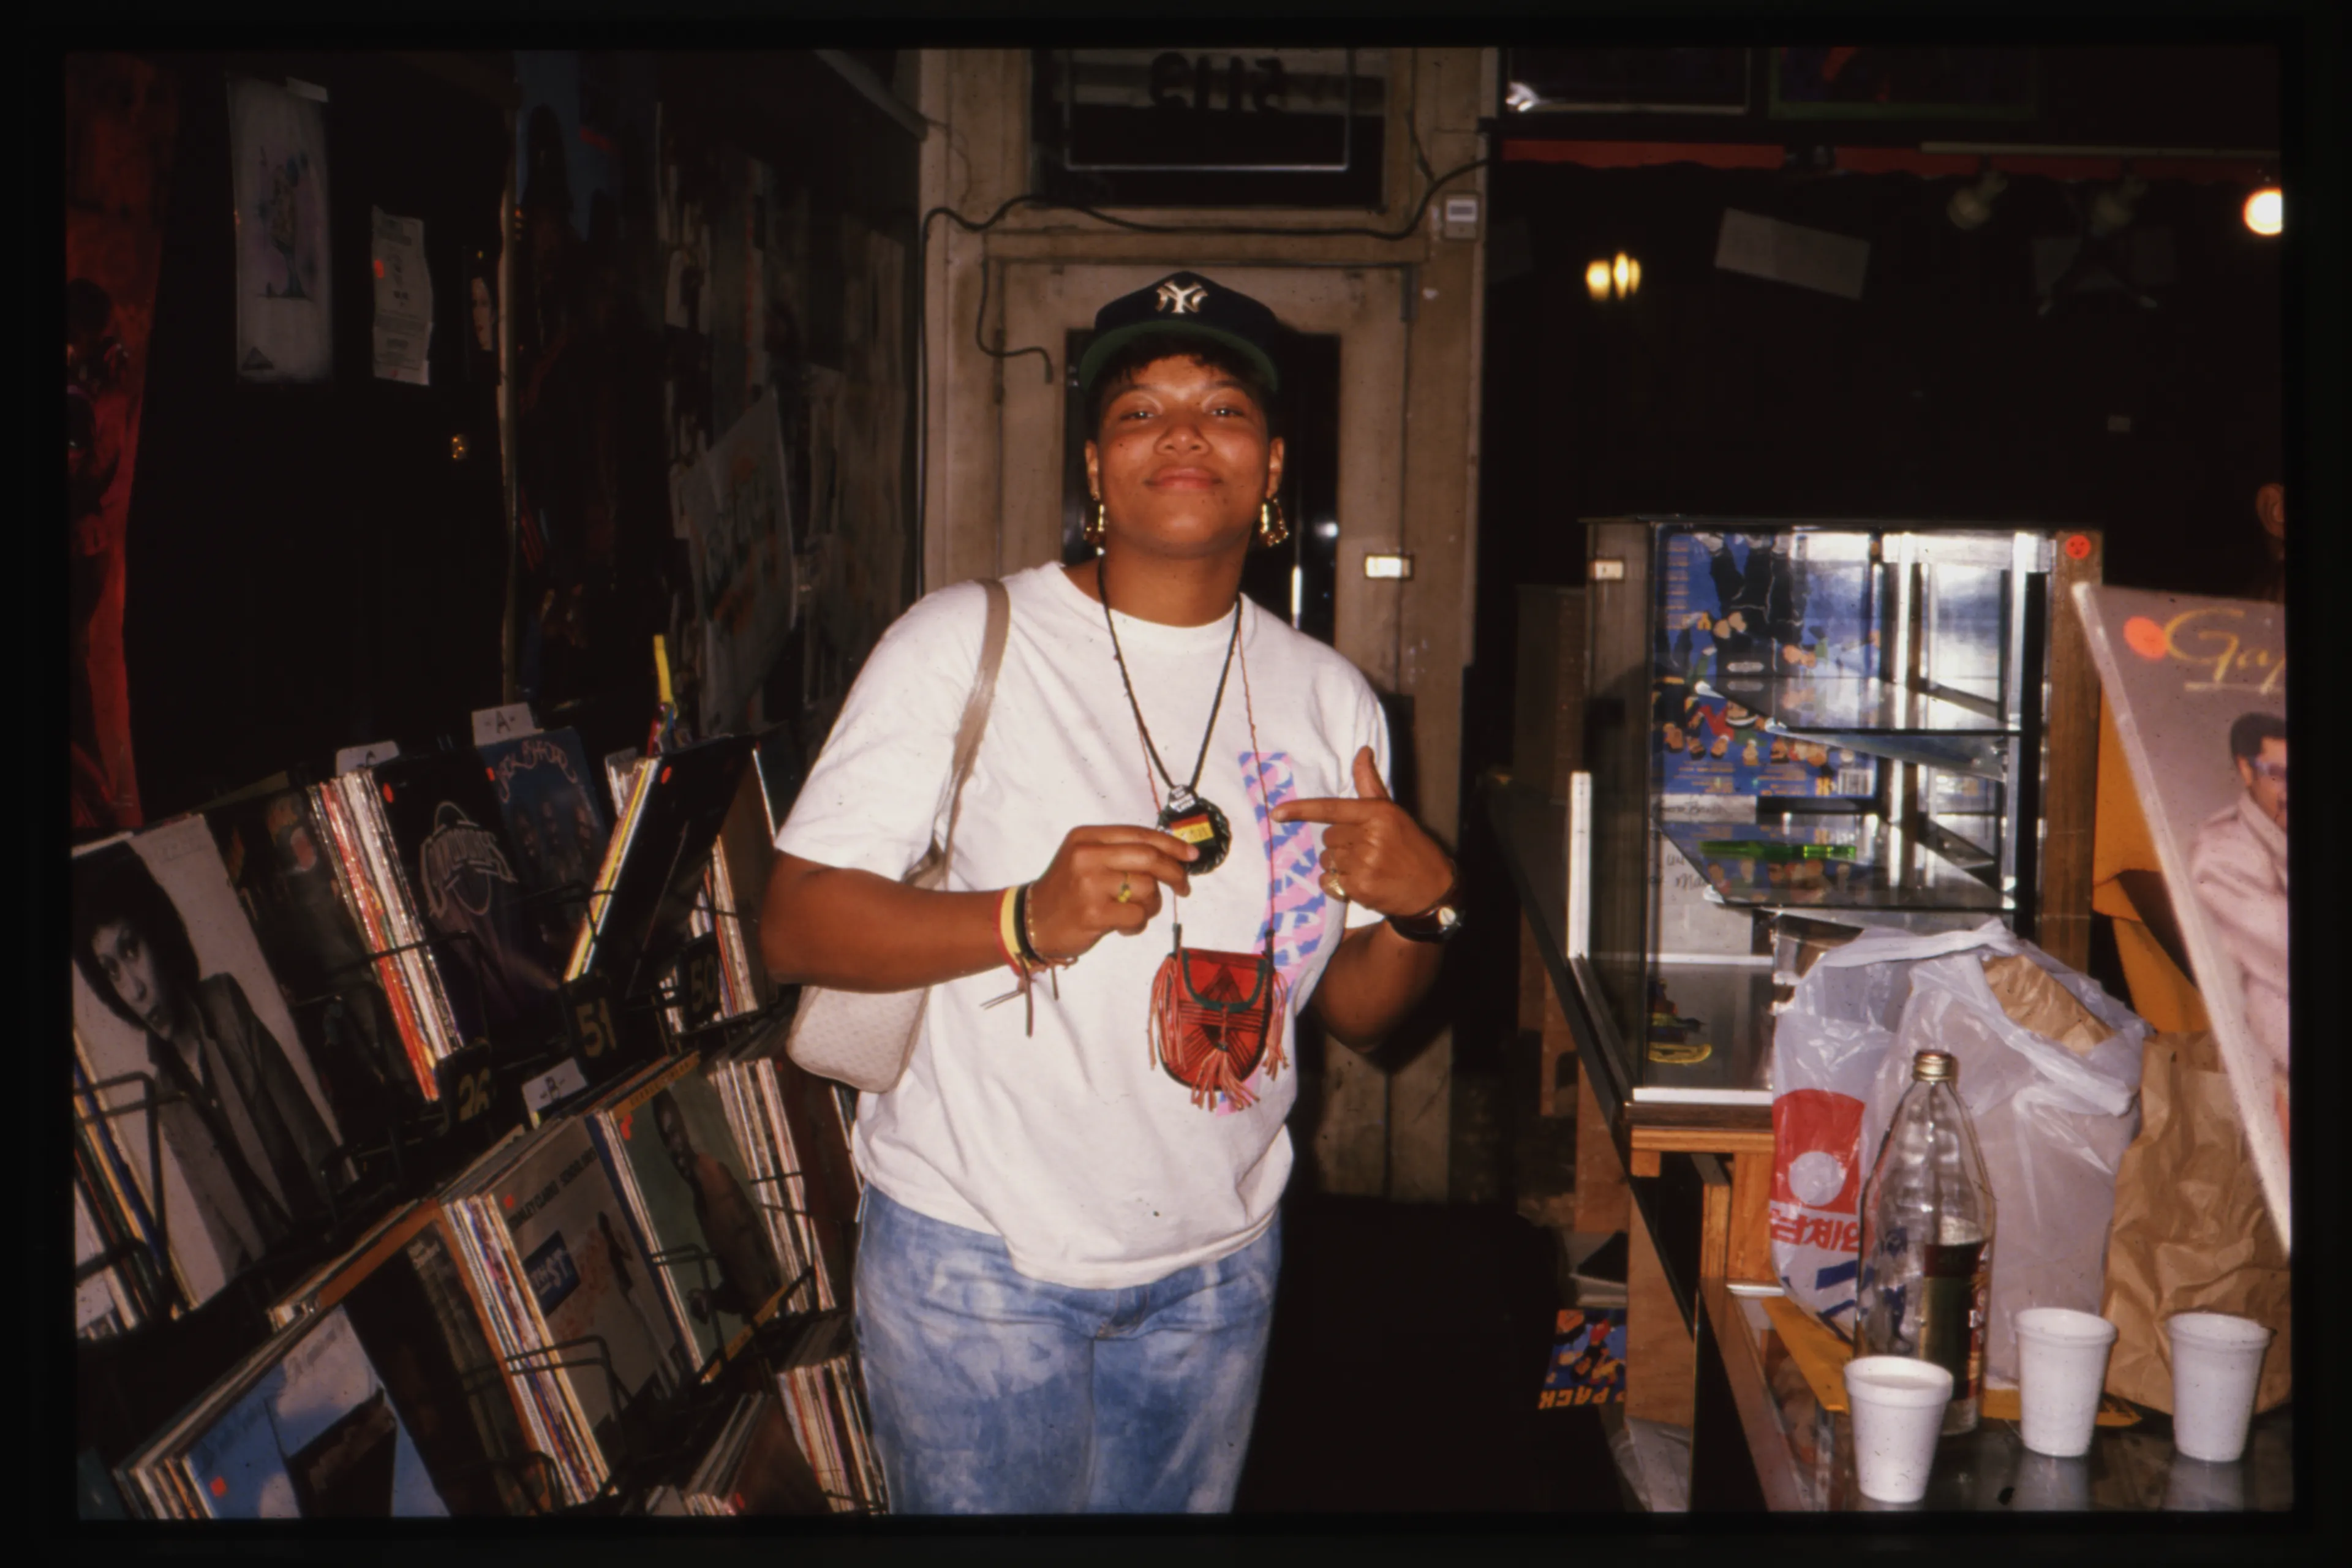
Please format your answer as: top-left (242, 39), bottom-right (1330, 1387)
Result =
top-left (708, 1017), bottom-right (862, 1314)
top-left (565, 736), bottom-right (756, 1001)
top-left (71, 819), bottom-right (360, 1312)
top-left (252, 1181), bottom-right (560, 1516)
top-left (706, 760), bottom-right (777, 1020)
top-left (309, 769), bottom-right (469, 1098)
top-left (583, 1054), bottom-right (793, 1378)
top-left (774, 1314), bottom-right (886, 1513)
top-left (209, 782), bottom-right (443, 1123)
top-left (676, 1390), bottom-right (826, 1515)
top-left (113, 1300), bottom-right (451, 1518)
top-left (75, 1132), bottom-right (162, 1341)
top-left (73, 1050), bottom-right (175, 1336)
top-left (438, 1109), bottom-right (693, 1507)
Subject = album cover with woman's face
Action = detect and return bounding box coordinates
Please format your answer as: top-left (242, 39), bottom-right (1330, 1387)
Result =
top-left (372, 750), bottom-right (565, 1046)
top-left (71, 818), bottom-right (347, 1308)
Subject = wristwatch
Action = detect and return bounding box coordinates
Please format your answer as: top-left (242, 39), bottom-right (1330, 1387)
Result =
top-left (1387, 873), bottom-right (1463, 944)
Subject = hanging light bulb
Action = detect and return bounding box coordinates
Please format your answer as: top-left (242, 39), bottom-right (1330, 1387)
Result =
top-left (1611, 254), bottom-right (1629, 297)
top-left (1586, 260), bottom-right (1612, 301)
top-left (1625, 255), bottom-right (1642, 296)
top-left (1946, 168), bottom-right (2008, 232)
top-left (2244, 186), bottom-right (2283, 236)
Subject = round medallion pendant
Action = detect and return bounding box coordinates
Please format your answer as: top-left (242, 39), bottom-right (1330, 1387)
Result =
top-left (1157, 794), bottom-right (1232, 875)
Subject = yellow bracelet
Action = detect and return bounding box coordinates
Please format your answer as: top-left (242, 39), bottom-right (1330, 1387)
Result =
top-left (996, 885), bottom-right (1030, 973)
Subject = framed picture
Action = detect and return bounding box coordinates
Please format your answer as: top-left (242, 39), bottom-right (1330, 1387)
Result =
top-left (1504, 48), bottom-right (1751, 116)
top-left (1768, 47), bottom-right (2037, 121)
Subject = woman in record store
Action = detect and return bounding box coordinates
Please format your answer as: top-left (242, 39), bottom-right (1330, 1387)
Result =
top-left (760, 271), bottom-right (1463, 1513)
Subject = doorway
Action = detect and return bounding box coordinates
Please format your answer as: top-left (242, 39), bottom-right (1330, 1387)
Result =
top-left (998, 263), bottom-right (1407, 696)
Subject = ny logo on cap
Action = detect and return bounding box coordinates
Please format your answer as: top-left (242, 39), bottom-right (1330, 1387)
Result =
top-left (1155, 279), bottom-right (1208, 316)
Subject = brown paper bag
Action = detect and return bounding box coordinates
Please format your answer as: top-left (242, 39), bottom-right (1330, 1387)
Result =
top-left (2100, 1030), bottom-right (2291, 1414)
top-left (1983, 952), bottom-right (2115, 1056)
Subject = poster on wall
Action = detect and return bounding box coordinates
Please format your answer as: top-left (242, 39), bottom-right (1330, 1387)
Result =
top-left (686, 395), bottom-right (797, 739)
top-left (2076, 586), bottom-right (2290, 1250)
top-left (370, 207), bottom-right (431, 385)
top-left (229, 76), bottom-right (333, 383)
top-left (67, 52), bottom-right (179, 833)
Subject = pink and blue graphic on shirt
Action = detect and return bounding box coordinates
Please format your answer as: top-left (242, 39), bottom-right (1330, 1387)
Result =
top-left (1239, 750), bottom-right (1332, 994)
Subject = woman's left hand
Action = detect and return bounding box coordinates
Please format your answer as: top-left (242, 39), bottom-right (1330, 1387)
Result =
top-left (1270, 746), bottom-right (1454, 918)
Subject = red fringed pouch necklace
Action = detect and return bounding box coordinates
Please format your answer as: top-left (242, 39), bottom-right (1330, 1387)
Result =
top-left (1101, 584), bottom-right (1289, 1112)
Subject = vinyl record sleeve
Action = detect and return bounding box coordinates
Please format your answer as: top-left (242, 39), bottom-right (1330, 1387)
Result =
top-left (209, 786), bottom-right (431, 1125)
top-left (176, 1305), bottom-right (448, 1517)
top-left (477, 1117), bottom-right (692, 1470)
top-left (2076, 585), bottom-right (2290, 1248)
top-left (310, 775), bottom-right (460, 1087)
top-left (373, 751), bottom-right (567, 1044)
top-left (479, 728), bottom-right (610, 958)
top-left (589, 1053), bottom-right (787, 1371)
top-left (70, 821), bottom-right (349, 1308)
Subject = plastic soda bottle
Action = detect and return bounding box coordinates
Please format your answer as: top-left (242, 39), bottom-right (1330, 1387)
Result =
top-left (1853, 1049), bottom-right (1996, 1435)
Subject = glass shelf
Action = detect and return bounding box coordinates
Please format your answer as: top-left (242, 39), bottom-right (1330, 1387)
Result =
top-left (1660, 816), bottom-right (2009, 916)
top-left (1697, 676), bottom-right (2019, 777)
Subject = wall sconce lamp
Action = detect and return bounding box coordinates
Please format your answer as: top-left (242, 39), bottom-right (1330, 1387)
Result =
top-left (1946, 168), bottom-right (2008, 231)
top-left (1586, 252), bottom-right (1642, 301)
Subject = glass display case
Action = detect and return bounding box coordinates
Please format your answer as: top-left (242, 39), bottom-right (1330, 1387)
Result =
top-left (1570, 518), bottom-right (2103, 1109)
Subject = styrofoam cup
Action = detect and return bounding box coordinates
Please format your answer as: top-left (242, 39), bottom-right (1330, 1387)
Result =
top-left (2015, 1308), bottom-right (2119, 1457)
top-left (1844, 1355), bottom-right (1954, 1504)
top-left (2166, 1312), bottom-right (2272, 1463)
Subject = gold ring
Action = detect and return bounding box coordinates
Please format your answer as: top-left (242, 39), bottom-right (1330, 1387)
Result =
top-left (1115, 876), bottom-right (1133, 903)
top-left (1328, 875), bottom-right (1347, 902)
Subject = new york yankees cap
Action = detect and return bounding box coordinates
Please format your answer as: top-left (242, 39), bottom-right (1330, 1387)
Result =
top-left (1076, 270), bottom-right (1284, 402)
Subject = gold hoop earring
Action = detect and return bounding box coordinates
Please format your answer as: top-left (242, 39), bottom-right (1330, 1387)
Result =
top-left (1256, 497), bottom-right (1289, 549)
top-left (1085, 497), bottom-right (1107, 548)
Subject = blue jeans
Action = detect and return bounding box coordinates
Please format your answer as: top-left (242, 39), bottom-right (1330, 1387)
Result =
top-left (853, 1185), bottom-right (1280, 1513)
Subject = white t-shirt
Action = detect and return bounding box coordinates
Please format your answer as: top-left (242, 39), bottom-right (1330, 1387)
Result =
top-left (775, 562), bottom-right (1388, 1289)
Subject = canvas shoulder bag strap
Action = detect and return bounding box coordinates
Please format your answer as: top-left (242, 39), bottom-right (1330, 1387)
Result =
top-left (928, 578), bottom-right (1010, 875)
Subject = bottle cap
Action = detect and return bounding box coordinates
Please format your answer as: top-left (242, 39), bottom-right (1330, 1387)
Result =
top-left (1912, 1050), bottom-right (1958, 1082)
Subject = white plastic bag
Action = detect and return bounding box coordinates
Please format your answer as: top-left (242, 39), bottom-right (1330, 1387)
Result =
top-left (1770, 920), bottom-right (2146, 1384)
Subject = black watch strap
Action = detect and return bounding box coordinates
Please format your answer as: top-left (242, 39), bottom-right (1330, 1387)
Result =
top-left (1387, 875), bottom-right (1462, 944)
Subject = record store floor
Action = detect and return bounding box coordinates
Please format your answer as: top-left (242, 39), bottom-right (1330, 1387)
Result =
top-left (1231, 1187), bottom-right (1626, 1514)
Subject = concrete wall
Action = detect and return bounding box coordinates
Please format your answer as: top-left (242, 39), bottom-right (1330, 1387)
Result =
top-left (914, 48), bottom-right (1491, 1200)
